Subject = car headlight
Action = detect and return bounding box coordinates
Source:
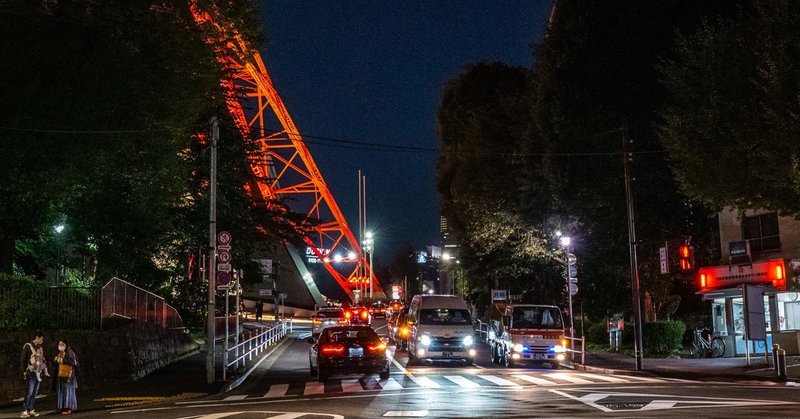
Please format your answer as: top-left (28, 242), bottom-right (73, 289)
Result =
top-left (552, 345), bottom-right (566, 353)
top-left (420, 335), bottom-right (431, 346)
top-left (463, 335), bottom-right (474, 346)
top-left (513, 344), bottom-right (525, 352)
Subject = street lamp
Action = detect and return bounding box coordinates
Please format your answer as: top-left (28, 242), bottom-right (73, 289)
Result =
top-left (560, 235), bottom-right (575, 349)
top-left (363, 231), bottom-right (374, 299)
top-left (54, 224), bottom-right (66, 285)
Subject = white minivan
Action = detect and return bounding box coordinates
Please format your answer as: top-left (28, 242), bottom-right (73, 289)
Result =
top-left (406, 294), bottom-right (476, 365)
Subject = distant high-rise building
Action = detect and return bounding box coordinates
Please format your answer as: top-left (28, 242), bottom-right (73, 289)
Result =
top-left (440, 215), bottom-right (459, 255)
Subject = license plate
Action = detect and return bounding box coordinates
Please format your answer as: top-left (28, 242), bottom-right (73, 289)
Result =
top-left (442, 351), bottom-right (452, 358)
top-left (533, 353), bottom-right (546, 360)
top-left (349, 348), bottom-right (363, 358)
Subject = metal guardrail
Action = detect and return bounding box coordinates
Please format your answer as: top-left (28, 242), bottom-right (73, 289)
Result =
top-left (223, 320), bottom-right (293, 379)
top-left (564, 335), bottom-right (586, 365)
top-left (101, 277), bottom-right (183, 328)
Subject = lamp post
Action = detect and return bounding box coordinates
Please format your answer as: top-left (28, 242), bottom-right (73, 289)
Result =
top-left (54, 224), bottom-right (65, 285)
top-left (364, 231), bottom-right (374, 299)
top-left (559, 235), bottom-right (575, 345)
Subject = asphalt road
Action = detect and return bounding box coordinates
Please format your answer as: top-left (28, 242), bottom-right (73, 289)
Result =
top-left (46, 319), bottom-right (800, 418)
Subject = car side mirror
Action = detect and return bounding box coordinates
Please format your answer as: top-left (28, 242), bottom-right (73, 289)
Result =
top-left (502, 316), bottom-right (511, 327)
top-left (306, 337), bottom-right (315, 344)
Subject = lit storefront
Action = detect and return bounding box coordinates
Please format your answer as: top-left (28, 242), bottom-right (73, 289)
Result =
top-left (698, 258), bottom-right (800, 356)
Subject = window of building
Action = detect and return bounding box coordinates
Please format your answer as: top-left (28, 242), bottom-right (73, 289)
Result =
top-left (742, 213), bottom-right (780, 253)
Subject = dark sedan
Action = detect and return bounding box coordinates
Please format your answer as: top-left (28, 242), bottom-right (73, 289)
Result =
top-left (308, 325), bottom-right (391, 382)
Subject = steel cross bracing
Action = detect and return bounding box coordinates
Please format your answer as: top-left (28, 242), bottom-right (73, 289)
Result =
top-left (190, 3), bottom-right (379, 298)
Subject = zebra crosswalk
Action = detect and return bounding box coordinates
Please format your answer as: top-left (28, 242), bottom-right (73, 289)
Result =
top-left (223, 372), bottom-right (687, 401)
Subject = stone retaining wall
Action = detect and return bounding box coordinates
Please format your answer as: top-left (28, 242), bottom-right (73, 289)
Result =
top-left (0, 322), bottom-right (198, 405)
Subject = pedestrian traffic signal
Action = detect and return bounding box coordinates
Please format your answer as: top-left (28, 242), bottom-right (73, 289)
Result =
top-left (678, 244), bottom-right (694, 270)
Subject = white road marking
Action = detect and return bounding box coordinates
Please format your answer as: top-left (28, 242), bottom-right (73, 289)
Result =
top-left (408, 375), bottom-right (441, 388)
top-left (444, 375), bottom-right (481, 388)
top-left (391, 357), bottom-right (408, 373)
top-left (477, 375), bottom-right (520, 387)
top-left (573, 373), bottom-right (629, 383)
top-left (512, 374), bottom-right (559, 386)
top-left (341, 379), bottom-right (367, 393)
top-left (303, 381), bottom-right (326, 395)
top-left (222, 395), bottom-right (248, 401)
top-left (383, 411), bottom-right (429, 417)
top-left (380, 377), bottom-right (404, 391)
top-left (543, 372), bottom-right (594, 384)
top-left (613, 375), bottom-right (668, 383)
top-left (264, 383), bottom-right (290, 398)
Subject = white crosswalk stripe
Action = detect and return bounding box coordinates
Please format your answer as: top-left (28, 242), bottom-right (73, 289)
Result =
top-left (444, 375), bottom-right (481, 388)
top-left (264, 383), bottom-right (289, 398)
top-left (253, 372), bottom-right (683, 400)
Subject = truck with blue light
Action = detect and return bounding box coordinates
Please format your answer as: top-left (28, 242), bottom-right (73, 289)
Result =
top-left (488, 303), bottom-right (567, 368)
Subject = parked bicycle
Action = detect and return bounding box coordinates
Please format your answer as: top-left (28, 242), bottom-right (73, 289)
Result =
top-left (692, 327), bottom-right (725, 358)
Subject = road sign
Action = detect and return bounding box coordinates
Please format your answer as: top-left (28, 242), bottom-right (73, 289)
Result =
top-left (569, 277), bottom-right (578, 284)
top-left (217, 250), bottom-right (232, 263)
top-left (567, 253), bottom-right (577, 265)
top-left (491, 289), bottom-right (508, 301)
top-left (569, 283), bottom-right (578, 296)
top-left (568, 265), bottom-right (577, 278)
top-left (217, 271), bottom-right (231, 288)
top-left (217, 263), bottom-right (231, 272)
top-left (659, 246), bottom-right (669, 274)
top-left (217, 231), bottom-right (232, 245)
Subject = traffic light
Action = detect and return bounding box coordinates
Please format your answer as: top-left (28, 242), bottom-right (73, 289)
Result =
top-left (678, 244), bottom-right (694, 270)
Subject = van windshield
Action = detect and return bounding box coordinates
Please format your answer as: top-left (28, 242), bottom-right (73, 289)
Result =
top-left (511, 307), bottom-right (563, 329)
top-left (420, 309), bottom-right (471, 325)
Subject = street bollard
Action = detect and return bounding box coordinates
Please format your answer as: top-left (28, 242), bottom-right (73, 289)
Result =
top-left (773, 344), bottom-right (780, 372)
top-left (778, 349), bottom-right (787, 379)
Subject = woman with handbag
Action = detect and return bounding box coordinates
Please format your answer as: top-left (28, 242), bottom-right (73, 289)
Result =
top-left (53, 339), bottom-right (78, 415)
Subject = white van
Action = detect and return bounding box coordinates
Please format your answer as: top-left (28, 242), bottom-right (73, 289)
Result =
top-left (406, 294), bottom-right (476, 365)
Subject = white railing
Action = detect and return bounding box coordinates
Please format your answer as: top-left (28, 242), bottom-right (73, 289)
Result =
top-left (564, 335), bottom-right (586, 365)
top-left (223, 320), bottom-right (293, 379)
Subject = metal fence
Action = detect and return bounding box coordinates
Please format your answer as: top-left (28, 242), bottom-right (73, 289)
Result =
top-left (224, 320), bottom-right (291, 380)
top-left (100, 277), bottom-right (183, 328)
top-left (0, 286), bottom-right (100, 330)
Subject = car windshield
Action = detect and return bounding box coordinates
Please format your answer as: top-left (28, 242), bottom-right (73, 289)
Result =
top-left (317, 309), bottom-right (344, 319)
top-left (322, 328), bottom-right (378, 343)
top-left (419, 308), bottom-right (471, 325)
top-left (511, 307), bottom-right (563, 329)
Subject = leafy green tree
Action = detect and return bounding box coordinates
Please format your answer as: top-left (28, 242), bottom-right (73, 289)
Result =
top-left (658, 1), bottom-right (800, 214)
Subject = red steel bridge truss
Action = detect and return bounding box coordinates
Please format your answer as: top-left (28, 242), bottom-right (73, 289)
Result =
top-left (190, 3), bottom-right (379, 299)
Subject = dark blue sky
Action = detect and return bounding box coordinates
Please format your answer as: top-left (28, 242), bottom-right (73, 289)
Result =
top-left (258, 1), bottom-right (552, 260)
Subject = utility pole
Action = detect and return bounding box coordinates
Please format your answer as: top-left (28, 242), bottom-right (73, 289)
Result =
top-left (206, 116), bottom-right (219, 384)
top-left (623, 126), bottom-right (644, 371)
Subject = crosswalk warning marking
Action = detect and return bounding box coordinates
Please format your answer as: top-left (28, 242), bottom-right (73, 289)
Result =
top-left (444, 375), bottom-right (481, 388)
top-left (380, 377), bottom-right (404, 391)
top-left (223, 395), bottom-right (248, 401)
top-left (264, 383), bottom-right (290, 398)
top-left (477, 375), bottom-right (520, 387)
top-left (513, 374), bottom-right (559, 386)
top-left (573, 373), bottom-right (629, 383)
top-left (613, 375), bottom-right (668, 383)
top-left (303, 382), bottom-right (326, 395)
top-left (408, 375), bottom-right (441, 388)
top-left (341, 379), bottom-right (368, 393)
top-left (543, 373), bottom-right (594, 384)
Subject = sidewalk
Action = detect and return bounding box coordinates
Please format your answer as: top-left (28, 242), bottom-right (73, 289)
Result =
top-left (578, 349), bottom-right (800, 383)
top-left (0, 320), bottom-right (289, 418)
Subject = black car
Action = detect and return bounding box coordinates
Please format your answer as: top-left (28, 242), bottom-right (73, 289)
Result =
top-left (308, 325), bottom-right (391, 382)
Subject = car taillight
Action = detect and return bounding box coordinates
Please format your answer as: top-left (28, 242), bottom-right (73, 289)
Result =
top-left (367, 342), bottom-right (386, 352)
top-left (312, 318), bottom-right (321, 324)
top-left (361, 311), bottom-right (368, 319)
top-left (338, 318), bottom-right (348, 324)
top-left (400, 327), bottom-right (409, 337)
top-left (320, 343), bottom-right (346, 356)
top-left (345, 311), bottom-right (352, 319)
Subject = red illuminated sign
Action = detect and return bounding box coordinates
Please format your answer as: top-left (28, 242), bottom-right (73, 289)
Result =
top-left (697, 259), bottom-right (786, 292)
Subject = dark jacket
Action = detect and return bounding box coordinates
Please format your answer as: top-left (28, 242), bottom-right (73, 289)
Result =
top-left (20, 342), bottom-right (40, 374)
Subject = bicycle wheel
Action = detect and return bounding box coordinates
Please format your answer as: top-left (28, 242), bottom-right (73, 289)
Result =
top-left (711, 338), bottom-right (725, 358)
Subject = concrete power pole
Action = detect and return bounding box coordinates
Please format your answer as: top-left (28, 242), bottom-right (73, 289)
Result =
top-left (623, 126), bottom-right (644, 371)
top-left (206, 116), bottom-right (219, 384)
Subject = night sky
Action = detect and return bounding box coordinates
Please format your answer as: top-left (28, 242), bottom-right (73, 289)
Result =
top-left (258, 1), bottom-right (552, 261)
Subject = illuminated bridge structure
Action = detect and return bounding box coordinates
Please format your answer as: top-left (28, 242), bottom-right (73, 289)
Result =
top-left (190, 3), bottom-right (381, 301)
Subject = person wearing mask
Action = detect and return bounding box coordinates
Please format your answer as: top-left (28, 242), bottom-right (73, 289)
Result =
top-left (53, 339), bottom-right (79, 415)
top-left (20, 331), bottom-right (45, 418)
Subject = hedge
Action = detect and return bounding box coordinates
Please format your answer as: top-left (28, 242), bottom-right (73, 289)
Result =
top-left (642, 320), bottom-right (686, 357)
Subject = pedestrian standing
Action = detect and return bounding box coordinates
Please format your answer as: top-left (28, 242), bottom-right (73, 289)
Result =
top-left (20, 331), bottom-right (45, 418)
top-left (255, 300), bottom-right (264, 322)
top-left (53, 339), bottom-right (79, 415)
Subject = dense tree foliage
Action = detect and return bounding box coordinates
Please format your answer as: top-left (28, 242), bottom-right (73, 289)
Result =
top-left (659, 1), bottom-right (800, 215)
top-left (0, 0), bottom-right (306, 315)
top-left (436, 1), bottom-right (747, 320)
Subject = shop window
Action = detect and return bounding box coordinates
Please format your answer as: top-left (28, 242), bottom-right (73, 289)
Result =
top-left (778, 292), bottom-right (800, 331)
top-left (742, 213), bottom-right (780, 253)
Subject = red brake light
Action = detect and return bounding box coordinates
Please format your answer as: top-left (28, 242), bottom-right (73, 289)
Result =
top-left (345, 311), bottom-right (352, 319)
top-left (361, 311), bottom-right (368, 319)
top-left (367, 342), bottom-right (386, 352)
top-left (320, 343), bottom-right (346, 355)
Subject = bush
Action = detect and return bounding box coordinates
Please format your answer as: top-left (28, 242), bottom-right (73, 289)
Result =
top-left (642, 320), bottom-right (686, 357)
top-left (586, 321), bottom-right (609, 345)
